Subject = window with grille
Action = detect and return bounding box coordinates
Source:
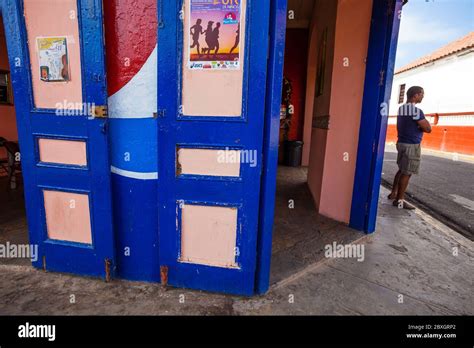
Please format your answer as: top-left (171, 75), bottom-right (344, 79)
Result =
top-left (398, 84), bottom-right (406, 104)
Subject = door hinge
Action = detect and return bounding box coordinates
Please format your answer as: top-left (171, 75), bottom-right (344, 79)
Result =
top-left (105, 259), bottom-right (112, 282)
top-left (100, 121), bottom-right (108, 134)
top-left (92, 105), bottom-right (108, 118)
top-left (42, 255), bottom-right (47, 272)
top-left (160, 265), bottom-right (168, 288)
top-left (154, 109), bottom-right (166, 118)
top-left (379, 70), bottom-right (386, 86)
top-left (158, 0), bottom-right (165, 28)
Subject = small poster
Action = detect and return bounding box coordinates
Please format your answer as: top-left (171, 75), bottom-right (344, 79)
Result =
top-left (37, 37), bottom-right (70, 82)
top-left (188, 0), bottom-right (241, 70)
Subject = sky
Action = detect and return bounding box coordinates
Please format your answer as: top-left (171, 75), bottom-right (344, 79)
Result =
top-left (395, 0), bottom-right (474, 70)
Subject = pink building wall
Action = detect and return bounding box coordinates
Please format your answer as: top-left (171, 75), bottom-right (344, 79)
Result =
top-left (306, 0), bottom-right (337, 207)
top-left (307, 0), bottom-right (373, 223)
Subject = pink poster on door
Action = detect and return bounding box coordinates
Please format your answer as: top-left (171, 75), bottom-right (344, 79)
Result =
top-left (188, 0), bottom-right (241, 70)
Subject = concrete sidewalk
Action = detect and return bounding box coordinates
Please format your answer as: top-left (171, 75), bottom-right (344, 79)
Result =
top-left (382, 144), bottom-right (474, 240)
top-left (0, 186), bottom-right (472, 315)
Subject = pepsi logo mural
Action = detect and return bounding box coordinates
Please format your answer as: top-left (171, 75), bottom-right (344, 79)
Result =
top-left (104, 0), bottom-right (158, 177)
top-left (102, 1), bottom-right (159, 283)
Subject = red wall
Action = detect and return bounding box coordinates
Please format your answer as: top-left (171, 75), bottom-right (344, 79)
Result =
top-left (386, 125), bottom-right (474, 155)
top-left (103, 0), bottom-right (157, 96)
top-left (0, 16), bottom-right (18, 160)
top-left (283, 29), bottom-right (309, 141)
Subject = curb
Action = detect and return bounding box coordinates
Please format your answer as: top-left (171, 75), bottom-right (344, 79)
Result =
top-left (381, 179), bottom-right (473, 241)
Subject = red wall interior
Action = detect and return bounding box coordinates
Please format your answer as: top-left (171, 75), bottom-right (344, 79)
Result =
top-left (0, 15), bottom-right (19, 161)
top-left (283, 28), bottom-right (309, 141)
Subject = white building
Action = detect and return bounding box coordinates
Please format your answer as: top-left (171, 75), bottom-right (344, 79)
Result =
top-left (389, 31), bottom-right (474, 116)
top-left (386, 32), bottom-right (474, 155)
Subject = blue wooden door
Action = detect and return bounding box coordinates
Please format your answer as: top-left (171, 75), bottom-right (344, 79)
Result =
top-left (2, 0), bottom-right (115, 279)
top-left (158, 0), bottom-right (270, 295)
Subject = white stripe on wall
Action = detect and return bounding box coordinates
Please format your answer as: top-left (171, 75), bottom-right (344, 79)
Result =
top-left (108, 46), bottom-right (158, 119)
top-left (111, 166), bottom-right (158, 180)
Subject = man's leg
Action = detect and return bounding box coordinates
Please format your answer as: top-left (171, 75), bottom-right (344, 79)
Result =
top-left (393, 173), bottom-right (415, 209)
top-left (389, 170), bottom-right (402, 199)
top-left (396, 173), bottom-right (411, 201)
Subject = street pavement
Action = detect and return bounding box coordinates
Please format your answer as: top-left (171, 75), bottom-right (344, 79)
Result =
top-left (382, 145), bottom-right (473, 240)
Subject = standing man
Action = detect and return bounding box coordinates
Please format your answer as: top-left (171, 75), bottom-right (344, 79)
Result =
top-left (388, 86), bottom-right (431, 209)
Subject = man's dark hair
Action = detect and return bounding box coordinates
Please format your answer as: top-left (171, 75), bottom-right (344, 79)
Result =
top-left (407, 86), bottom-right (423, 100)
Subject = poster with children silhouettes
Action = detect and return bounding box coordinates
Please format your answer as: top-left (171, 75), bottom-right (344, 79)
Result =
top-left (188, 0), bottom-right (241, 70)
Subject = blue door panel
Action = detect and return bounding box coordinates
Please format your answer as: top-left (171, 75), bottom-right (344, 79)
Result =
top-left (158, 0), bottom-right (271, 295)
top-left (0, 0), bottom-right (115, 279)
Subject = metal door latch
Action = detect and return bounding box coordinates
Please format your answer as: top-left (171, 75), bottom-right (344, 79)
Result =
top-left (92, 105), bottom-right (108, 118)
top-left (154, 109), bottom-right (166, 118)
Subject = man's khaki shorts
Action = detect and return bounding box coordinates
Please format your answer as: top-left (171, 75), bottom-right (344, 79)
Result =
top-left (396, 143), bottom-right (421, 175)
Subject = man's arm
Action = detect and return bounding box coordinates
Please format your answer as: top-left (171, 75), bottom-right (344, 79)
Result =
top-left (417, 119), bottom-right (432, 133)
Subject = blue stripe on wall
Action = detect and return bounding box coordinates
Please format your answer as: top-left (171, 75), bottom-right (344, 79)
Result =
top-left (109, 118), bottom-right (158, 173)
top-left (111, 173), bottom-right (160, 282)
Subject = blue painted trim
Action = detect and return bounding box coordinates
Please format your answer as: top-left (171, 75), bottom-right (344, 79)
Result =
top-left (158, 0), bottom-right (271, 295)
top-left (33, 134), bottom-right (90, 170)
top-left (176, 143), bottom-right (243, 150)
top-left (177, 174), bottom-right (242, 182)
top-left (350, 0), bottom-right (403, 233)
top-left (1, 0), bottom-right (43, 272)
top-left (175, 200), bottom-right (244, 268)
top-left (0, 0), bottom-right (116, 278)
top-left (37, 185), bottom-right (96, 249)
top-left (255, 0), bottom-right (287, 294)
top-left (44, 239), bottom-right (93, 249)
top-left (176, 143), bottom-right (244, 182)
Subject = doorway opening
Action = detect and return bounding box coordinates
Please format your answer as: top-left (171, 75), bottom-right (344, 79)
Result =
top-left (0, 14), bottom-right (29, 267)
top-left (269, 0), bottom-right (374, 284)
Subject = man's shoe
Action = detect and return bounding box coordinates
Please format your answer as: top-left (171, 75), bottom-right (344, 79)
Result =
top-left (393, 199), bottom-right (416, 210)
